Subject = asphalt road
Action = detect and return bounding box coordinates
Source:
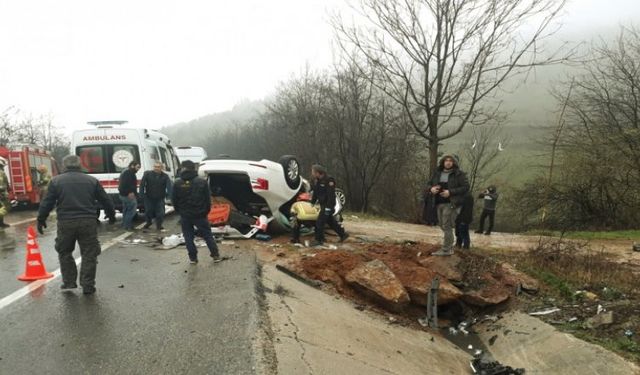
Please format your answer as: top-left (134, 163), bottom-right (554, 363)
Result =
top-left (0, 212), bottom-right (261, 374)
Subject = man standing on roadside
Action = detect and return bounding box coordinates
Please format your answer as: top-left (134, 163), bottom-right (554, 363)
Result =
top-left (309, 164), bottom-right (349, 247)
top-left (172, 160), bottom-right (221, 264)
top-left (0, 158), bottom-right (11, 228)
top-left (37, 155), bottom-right (116, 295)
top-left (139, 162), bottom-right (171, 231)
top-left (475, 185), bottom-right (499, 235)
top-left (118, 161), bottom-right (140, 231)
top-left (427, 155), bottom-right (469, 256)
top-left (37, 164), bottom-right (52, 203)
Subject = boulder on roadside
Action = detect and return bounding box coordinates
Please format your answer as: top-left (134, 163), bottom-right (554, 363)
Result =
top-left (586, 311), bottom-right (614, 329)
top-left (494, 262), bottom-right (539, 292)
top-left (462, 276), bottom-right (511, 307)
top-left (417, 254), bottom-right (463, 282)
top-left (386, 263), bottom-right (462, 306)
top-left (345, 259), bottom-right (410, 311)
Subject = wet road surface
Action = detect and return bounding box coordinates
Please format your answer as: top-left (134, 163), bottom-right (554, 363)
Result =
top-left (0, 213), bottom-right (261, 374)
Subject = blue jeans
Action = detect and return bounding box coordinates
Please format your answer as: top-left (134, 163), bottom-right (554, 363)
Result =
top-left (120, 195), bottom-right (137, 230)
top-left (144, 197), bottom-right (165, 228)
top-left (455, 222), bottom-right (470, 249)
top-left (180, 216), bottom-right (219, 261)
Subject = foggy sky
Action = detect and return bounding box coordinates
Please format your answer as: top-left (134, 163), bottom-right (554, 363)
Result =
top-left (0, 0), bottom-right (638, 133)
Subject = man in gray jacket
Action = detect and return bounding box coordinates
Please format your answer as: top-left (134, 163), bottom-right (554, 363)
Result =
top-left (37, 155), bottom-right (116, 295)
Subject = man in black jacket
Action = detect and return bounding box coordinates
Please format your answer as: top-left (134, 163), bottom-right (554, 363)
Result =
top-left (37, 155), bottom-right (116, 295)
top-left (171, 160), bottom-right (220, 264)
top-left (309, 164), bottom-right (348, 246)
top-left (475, 185), bottom-right (499, 235)
top-left (455, 193), bottom-right (474, 249)
top-left (118, 161), bottom-right (140, 231)
top-left (427, 155), bottom-right (470, 256)
top-left (139, 161), bottom-right (172, 230)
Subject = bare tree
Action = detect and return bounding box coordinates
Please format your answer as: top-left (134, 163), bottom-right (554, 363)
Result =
top-left (334, 0), bottom-right (570, 175)
top-left (325, 63), bottom-right (412, 211)
top-left (459, 124), bottom-right (507, 193)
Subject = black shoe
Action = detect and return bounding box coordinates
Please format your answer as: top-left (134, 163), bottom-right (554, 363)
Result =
top-left (339, 233), bottom-right (350, 243)
top-left (143, 222), bottom-right (152, 229)
top-left (290, 239), bottom-right (300, 244)
top-left (156, 226), bottom-right (165, 231)
top-left (211, 255), bottom-right (222, 263)
top-left (82, 287), bottom-right (96, 295)
top-left (484, 232), bottom-right (491, 235)
top-left (189, 259), bottom-right (198, 264)
top-left (474, 230), bottom-right (483, 234)
top-left (61, 283), bottom-right (78, 290)
top-left (309, 240), bottom-right (323, 247)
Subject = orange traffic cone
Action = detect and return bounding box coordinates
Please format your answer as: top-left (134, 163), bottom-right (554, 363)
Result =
top-left (17, 226), bottom-right (54, 281)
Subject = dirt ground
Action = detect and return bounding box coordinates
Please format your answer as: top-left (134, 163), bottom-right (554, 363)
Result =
top-left (252, 217), bottom-right (640, 364)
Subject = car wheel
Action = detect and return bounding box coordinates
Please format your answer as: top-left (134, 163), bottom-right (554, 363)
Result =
top-left (279, 155), bottom-right (301, 189)
top-left (335, 188), bottom-right (347, 206)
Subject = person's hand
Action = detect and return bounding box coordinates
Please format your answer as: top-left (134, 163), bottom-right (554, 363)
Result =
top-left (128, 192), bottom-right (135, 200)
top-left (37, 219), bottom-right (47, 234)
top-left (440, 190), bottom-right (451, 198)
top-left (430, 186), bottom-right (440, 194)
top-left (108, 215), bottom-right (116, 225)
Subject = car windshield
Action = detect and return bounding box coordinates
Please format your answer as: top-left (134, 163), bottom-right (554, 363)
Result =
top-left (77, 145), bottom-right (140, 173)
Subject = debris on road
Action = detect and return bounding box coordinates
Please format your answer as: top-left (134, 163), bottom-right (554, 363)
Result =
top-left (470, 356), bottom-right (525, 375)
top-left (529, 307), bottom-right (561, 316)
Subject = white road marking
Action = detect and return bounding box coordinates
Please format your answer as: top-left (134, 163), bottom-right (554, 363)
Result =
top-left (0, 206), bottom-right (176, 310)
top-left (0, 226), bottom-right (139, 311)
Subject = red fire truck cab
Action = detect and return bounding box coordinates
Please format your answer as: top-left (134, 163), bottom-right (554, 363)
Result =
top-left (0, 144), bottom-right (59, 207)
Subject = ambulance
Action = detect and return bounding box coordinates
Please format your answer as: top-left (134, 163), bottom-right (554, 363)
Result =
top-left (71, 121), bottom-right (180, 211)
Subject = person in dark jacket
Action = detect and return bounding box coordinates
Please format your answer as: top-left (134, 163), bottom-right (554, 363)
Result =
top-left (309, 164), bottom-right (349, 247)
top-left (171, 160), bottom-right (220, 264)
top-left (139, 161), bottom-right (172, 231)
top-left (427, 154), bottom-right (470, 256)
top-left (455, 193), bottom-right (474, 249)
top-left (475, 185), bottom-right (499, 235)
top-left (118, 161), bottom-right (140, 231)
top-left (37, 155), bottom-right (116, 295)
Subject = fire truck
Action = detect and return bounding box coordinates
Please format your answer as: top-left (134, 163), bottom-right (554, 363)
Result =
top-left (0, 144), bottom-right (59, 207)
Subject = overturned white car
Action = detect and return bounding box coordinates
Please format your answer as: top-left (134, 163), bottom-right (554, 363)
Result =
top-left (198, 156), bottom-right (344, 235)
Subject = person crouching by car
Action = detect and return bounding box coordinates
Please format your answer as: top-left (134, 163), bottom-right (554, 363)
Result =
top-left (455, 193), bottom-right (474, 250)
top-left (309, 164), bottom-right (349, 247)
top-left (290, 192), bottom-right (318, 244)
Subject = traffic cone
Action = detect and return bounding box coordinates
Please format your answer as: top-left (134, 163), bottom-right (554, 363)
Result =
top-left (17, 226), bottom-right (54, 281)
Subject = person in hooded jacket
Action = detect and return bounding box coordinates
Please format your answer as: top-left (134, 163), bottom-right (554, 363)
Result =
top-left (427, 155), bottom-right (470, 256)
top-left (455, 192), bottom-right (474, 249)
top-left (171, 160), bottom-right (220, 264)
top-left (475, 185), bottom-right (499, 235)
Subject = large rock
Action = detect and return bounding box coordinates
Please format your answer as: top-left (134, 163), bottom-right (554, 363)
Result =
top-left (495, 263), bottom-right (539, 292)
top-left (462, 276), bottom-right (511, 307)
top-left (387, 264), bottom-right (462, 306)
top-left (345, 259), bottom-right (410, 311)
top-left (586, 311), bottom-right (614, 329)
top-left (417, 254), bottom-right (463, 282)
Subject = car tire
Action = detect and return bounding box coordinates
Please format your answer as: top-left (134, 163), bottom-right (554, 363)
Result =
top-left (279, 155), bottom-right (301, 189)
top-left (335, 188), bottom-right (347, 206)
